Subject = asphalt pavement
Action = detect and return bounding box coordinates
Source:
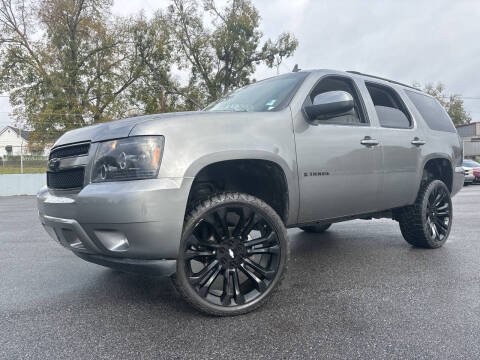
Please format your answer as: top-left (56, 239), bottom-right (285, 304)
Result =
top-left (1, 186), bottom-right (479, 359)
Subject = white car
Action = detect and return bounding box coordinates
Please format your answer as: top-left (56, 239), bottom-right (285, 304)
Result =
top-left (462, 160), bottom-right (480, 185)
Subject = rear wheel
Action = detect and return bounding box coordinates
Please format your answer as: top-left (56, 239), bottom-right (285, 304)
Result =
top-left (299, 223), bottom-right (331, 233)
top-left (175, 192), bottom-right (289, 316)
top-left (398, 180), bottom-right (452, 248)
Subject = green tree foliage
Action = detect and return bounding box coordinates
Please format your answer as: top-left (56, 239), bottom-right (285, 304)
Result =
top-left (420, 82), bottom-right (472, 126)
top-left (166, 0), bottom-right (298, 105)
top-left (0, 0), bottom-right (173, 146)
top-left (0, 0), bottom-right (298, 145)
top-left (129, 11), bottom-right (203, 113)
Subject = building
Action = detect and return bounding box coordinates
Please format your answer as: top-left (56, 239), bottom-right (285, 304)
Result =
top-left (0, 125), bottom-right (48, 157)
top-left (456, 122), bottom-right (480, 159)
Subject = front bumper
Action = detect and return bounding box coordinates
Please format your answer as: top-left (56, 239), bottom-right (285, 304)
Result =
top-left (464, 174), bottom-right (475, 183)
top-left (452, 167), bottom-right (466, 195)
top-left (37, 177), bottom-right (193, 268)
top-left (74, 252), bottom-right (176, 276)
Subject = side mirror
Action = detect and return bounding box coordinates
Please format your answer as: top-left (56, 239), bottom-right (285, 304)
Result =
top-left (304, 91), bottom-right (354, 122)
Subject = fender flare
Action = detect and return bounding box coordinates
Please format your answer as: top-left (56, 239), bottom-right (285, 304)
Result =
top-left (183, 150), bottom-right (299, 225)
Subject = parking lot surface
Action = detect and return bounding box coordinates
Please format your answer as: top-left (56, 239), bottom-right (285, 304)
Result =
top-left (1, 186), bottom-right (479, 359)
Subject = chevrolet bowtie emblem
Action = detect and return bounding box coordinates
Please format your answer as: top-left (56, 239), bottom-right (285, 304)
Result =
top-left (48, 158), bottom-right (60, 171)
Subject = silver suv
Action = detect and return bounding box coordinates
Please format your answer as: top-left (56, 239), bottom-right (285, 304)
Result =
top-left (37, 70), bottom-right (464, 315)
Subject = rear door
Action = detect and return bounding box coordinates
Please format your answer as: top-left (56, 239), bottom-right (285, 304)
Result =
top-left (294, 75), bottom-right (383, 223)
top-left (362, 82), bottom-right (425, 209)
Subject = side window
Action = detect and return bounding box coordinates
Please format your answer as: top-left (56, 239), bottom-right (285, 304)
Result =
top-left (366, 82), bottom-right (412, 129)
top-left (308, 76), bottom-right (367, 125)
top-left (405, 90), bottom-right (456, 133)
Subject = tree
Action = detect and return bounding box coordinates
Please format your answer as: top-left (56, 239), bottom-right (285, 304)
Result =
top-left (166, 0), bottom-right (298, 106)
top-left (0, 0), bottom-right (173, 146)
top-left (0, 0), bottom-right (299, 145)
top-left (419, 82), bottom-right (471, 126)
top-left (129, 10), bottom-right (203, 113)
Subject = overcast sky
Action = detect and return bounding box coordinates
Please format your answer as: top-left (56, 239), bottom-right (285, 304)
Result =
top-left (1, 0), bottom-right (479, 128)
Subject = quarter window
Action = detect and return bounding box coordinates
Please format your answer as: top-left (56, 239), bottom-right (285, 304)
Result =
top-left (366, 82), bottom-right (412, 129)
top-left (405, 90), bottom-right (456, 133)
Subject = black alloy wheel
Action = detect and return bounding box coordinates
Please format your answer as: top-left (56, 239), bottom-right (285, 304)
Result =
top-left (399, 180), bottom-right (453, 248)
top-left (175, 192), bottom-right (288, 316)
top-left (425, 183), bottom-right (452, 243)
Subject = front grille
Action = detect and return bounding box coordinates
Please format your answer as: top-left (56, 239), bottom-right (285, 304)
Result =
top-left (49, 143), bottom-right (90, 160)
top-left (47, 168), bottom-right (85, 189)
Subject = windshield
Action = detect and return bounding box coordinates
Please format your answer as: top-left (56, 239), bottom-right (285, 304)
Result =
top-left (463, 160), bottom-right (480, 167)
top-left (204, 72), bottom-right (308, 112)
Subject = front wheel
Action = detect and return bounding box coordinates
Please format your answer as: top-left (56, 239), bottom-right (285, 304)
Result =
top-left (398, 180), bottom-right (453, 248)
top-left (175, 192), bottom-right (289, 316)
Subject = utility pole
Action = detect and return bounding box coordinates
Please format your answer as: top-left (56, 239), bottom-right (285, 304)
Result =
top-left (20, 133), bottom-right (24, 174)
top-left (161, 87), bottom-right (165, 113)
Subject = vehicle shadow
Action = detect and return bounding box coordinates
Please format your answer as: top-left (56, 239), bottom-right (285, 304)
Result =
top-left (63, 223), bottom-right (452, 318)
top-left (60, 265), bottom-right (201, 316)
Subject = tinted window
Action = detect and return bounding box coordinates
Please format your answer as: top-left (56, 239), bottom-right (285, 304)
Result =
top-left (307, 76), bottom-right (367, 125)
top-left (405, 90), bottom-right (456, 133)
top-left (366, 82), bottom-right (412, 129)
top-left (205, 72), bottom-right (308, 112)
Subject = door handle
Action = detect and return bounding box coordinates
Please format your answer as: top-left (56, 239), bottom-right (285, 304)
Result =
top-left (411, 137), bottom-right (426, 146)
top-left (360, 136), bottom-right (379, 147)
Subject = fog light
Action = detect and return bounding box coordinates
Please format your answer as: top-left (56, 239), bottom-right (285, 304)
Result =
top-left (94, 230), bottom-right (129, 252)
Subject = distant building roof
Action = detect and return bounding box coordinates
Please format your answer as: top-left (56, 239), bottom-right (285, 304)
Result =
top-left (456, 122), bottom-right (480, 138)
top-left (0, 125), bottom-right (30, 141)
top-left (455, 121), bottom-right (480, 128)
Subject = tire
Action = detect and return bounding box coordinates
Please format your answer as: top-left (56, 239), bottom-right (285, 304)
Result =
top-left (174, 192), bottom-right (289, 316)
top-left (398, 180), bottom-right (453, 249)
top-left (299, 223), bottom-right (331, 233)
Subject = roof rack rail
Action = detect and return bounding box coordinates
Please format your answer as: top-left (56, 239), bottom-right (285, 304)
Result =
top-left (347, 71), bottom-right (421, 91)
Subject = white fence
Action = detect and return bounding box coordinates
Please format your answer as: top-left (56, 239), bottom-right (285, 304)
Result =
top-left (0, 174), bottom-right (46, 196)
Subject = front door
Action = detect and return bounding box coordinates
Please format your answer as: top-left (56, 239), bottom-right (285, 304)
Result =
top-left (295, 75), bottom-right (383, 223)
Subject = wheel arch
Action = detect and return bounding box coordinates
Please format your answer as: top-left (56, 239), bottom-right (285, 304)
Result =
top-left (184, 153), bottom-right (295, 224)
top-left (419, 154), bottom-right (454, 192)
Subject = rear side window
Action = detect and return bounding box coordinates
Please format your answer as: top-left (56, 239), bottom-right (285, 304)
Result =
top-left (405, 90), bottom-right (456, 133)
top-left (366, 82), bottom-right (412, 129)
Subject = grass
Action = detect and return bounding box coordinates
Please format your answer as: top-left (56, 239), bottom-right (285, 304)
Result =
top-left (0, 167), bottom-right (46, 174)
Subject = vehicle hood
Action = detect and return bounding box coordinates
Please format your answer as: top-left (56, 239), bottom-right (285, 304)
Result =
top-left (52, 112), bottom-right (203, 147)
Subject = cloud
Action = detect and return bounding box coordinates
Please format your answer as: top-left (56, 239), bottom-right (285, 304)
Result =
top-left (2, 0), bottom-right (479, 126)
top-left (252, 0), bottom-right (480, 119)
top-left (0, 97), bottom-right (12, 129)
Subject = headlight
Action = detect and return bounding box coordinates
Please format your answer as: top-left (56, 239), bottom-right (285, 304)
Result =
top-left (91, 136), bottom-right (164, 183)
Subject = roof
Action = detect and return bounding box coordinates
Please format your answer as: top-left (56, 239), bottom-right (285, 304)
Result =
top-left (455, 121), bottom-right (480, 128)
top-left (299, 69), bottom-right (425, 94)
top-left (346, 71), bottom-right (421, 91)
top-left (0, 126), bottom-right (30, 141)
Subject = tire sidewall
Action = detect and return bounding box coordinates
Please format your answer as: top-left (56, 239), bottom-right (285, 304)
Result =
top-left (176, 193), bottom-right (289, 316)
top-left (420, 180), bottom-right (453, 248)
